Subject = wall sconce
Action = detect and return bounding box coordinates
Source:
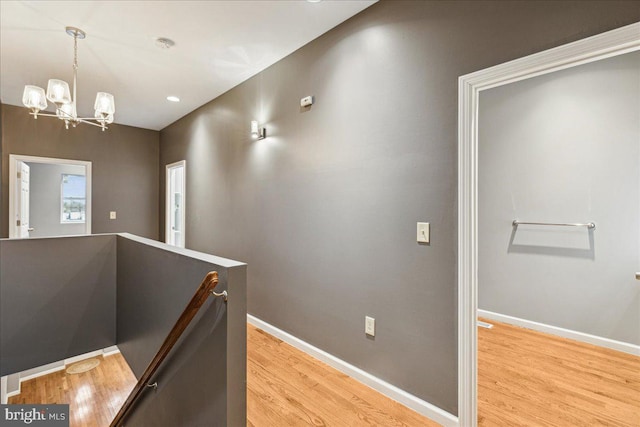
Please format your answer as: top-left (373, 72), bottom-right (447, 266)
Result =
top-left (251, 120), bottom-right (266, 140)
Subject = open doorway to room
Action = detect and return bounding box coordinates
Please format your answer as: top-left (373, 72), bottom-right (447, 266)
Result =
top-left (476, 50), bottom-right (639, 425)
top-left (458, 23), bottom-right (640, 426)
top-left (8, 155), bottom-right (92, 238)
top-left (165, 160), bottom-right (186, 248)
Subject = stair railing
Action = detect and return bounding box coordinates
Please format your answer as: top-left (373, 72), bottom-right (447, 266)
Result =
top-left (110, 271), bottom-right (224, 427)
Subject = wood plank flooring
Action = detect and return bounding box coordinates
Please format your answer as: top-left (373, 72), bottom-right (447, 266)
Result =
top-left (9, 327), bottom-right (438, 427)
top-left (247, 324), bottom-right (440, 427)
top-left (478, 318), bottom-right (640, 426)
top-left (12, 320), bottom-right (636, 427)
top-left (8, 354), bottom-right (137, 427)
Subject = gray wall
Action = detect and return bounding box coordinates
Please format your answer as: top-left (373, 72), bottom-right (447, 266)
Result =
top-left (478, 52), bottom-right (640, 345)
top-left (1, 104), bottom-right (160, 240)
top-left (158, 0), bottom-right (640, 414)
top-left (28, 162), bottom-right (86, 238)
top-left (0, 235), bottom-right (117, 376)
top-left (116, 234), bottom-right (246, 427)
top-left (0, 0), bottom-right (636, 417)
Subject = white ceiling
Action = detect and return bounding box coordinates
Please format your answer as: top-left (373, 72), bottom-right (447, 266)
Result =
top-left (0, 1), bottom-right (376, 130)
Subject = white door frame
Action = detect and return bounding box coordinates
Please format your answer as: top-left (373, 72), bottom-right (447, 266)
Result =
top-left (165, 160), bottom-right (186, 248)
top-left (8, 154), bottom-right (92, 238)
top-left (457, 22), bottom-right (640, 426)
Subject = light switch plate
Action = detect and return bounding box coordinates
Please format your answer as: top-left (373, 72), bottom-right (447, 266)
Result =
top-left (417, 222), bottom-right (430, 243)
top-left (110, 211), bottom-right (117, 220)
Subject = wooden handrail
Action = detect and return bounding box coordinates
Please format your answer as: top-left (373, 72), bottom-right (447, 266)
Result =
top-left (110, 271), bottom-right (220, 427)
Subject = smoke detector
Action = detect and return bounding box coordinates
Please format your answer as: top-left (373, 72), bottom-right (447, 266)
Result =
top-left (155, 37), bottom-right (175, 49)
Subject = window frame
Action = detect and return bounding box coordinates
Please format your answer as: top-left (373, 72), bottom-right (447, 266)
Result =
top-left (60, 173), bottom-right (87, 224)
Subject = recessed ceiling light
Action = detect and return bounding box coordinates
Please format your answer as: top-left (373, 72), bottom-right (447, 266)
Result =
top-left (167, 96), bottom-right (180, 102)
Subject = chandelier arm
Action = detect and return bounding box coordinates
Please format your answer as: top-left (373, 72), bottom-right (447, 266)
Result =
top-left (76, 118), bottom-right (107, 129)
top-left (28, 112), bottom-right (106, 129)
top-left (28, 112), bottom-right (59, 118)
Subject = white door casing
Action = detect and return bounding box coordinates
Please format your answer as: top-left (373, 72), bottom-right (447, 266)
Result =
top-left (8, 155), bottom-right (92, 239)
top-left (166, 160), bottom-right (186, 248)
top-left (17, 161), bottom-right (30, 238)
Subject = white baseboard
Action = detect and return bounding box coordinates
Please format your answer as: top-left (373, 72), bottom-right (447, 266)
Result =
top-left (102, 346), bottom-right (120, 357)
top-left (247, 314), bottom-right (459, 427)
top-left (18, 363), bottom-right (65, 383)
top-left (6, 388), bottom-right (21, 400)
top-left (478, 309), bottom-right (640, 356)
top-left (62, 350), bottom-right (104, 367)
top-left (1, 345), bottom-right (121, 402)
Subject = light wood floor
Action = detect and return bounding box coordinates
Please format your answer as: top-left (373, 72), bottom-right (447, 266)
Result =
top-left (247, 323), bottom-right (439, 427)
top-left (478, 318), bottom-right (640, 426)
top-left (10, 326), bottom-right (438, 427)
top-left (8, 354), bottom-right (137, 427)
top-left (10, 321), bottom-right (639, 426)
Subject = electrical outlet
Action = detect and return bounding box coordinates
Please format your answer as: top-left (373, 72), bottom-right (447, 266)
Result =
top-left (365, 316), bottom-right (375, 336)
top-left (110, 211), bottom-right (117, 220)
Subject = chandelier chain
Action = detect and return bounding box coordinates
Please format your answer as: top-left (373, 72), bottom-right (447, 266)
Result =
top-left (73, 33), bottom-right (78, 70)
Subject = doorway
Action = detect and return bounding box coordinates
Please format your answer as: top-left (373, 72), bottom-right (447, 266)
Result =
top-left (477, 50), bottom-right (639, 425)
top-left (8, 155), bottom-right (92, 238)
top-left (165, 160), bottom-right (186, 248)
top-left (457, 23), bottom-right (640, 426)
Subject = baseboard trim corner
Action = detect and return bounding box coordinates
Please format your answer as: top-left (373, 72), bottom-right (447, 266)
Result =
top-left (102, 346), bottom-right (121, 357)
top-left (6, 389), bottom-right (21, 399)
top-left (247, 314), bottom-right (459, 427)
top-left (478, 309), bottom-right (640, 356)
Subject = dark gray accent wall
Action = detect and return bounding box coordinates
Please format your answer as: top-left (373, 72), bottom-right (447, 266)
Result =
top-left (159, 0), bottom-right (640, 414)
top-left (116, 234), bottom-right (246, 426)
top-left (1, 104), bottom-right (160, 240)
top-left (123, 302), bottom-right (229, 427)
top-left (0, 235), bottom-right (117, 376)
top-left (478, 51), bottom-right (640, 345)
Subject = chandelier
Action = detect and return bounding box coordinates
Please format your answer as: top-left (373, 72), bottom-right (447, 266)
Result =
top-left (22, 27), bottom-right (115, 131)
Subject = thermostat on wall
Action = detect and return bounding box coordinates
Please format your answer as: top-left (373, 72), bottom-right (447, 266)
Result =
top-left (300, 95), bottom-right (314, 107)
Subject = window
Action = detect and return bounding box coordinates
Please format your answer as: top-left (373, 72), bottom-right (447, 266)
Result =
top-left (61, 174), bottom-right (86, 223)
